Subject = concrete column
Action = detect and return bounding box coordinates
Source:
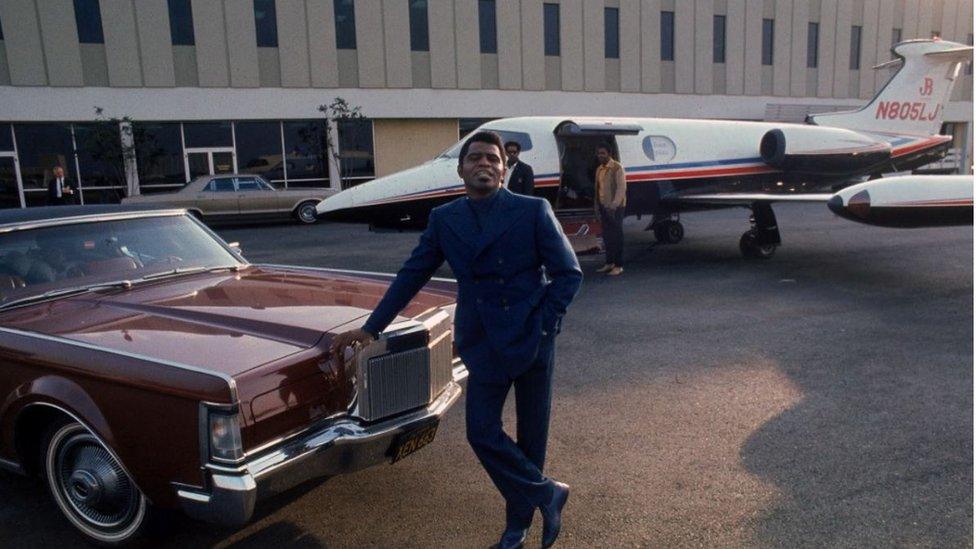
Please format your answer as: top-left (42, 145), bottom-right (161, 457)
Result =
top-left (224, 0), bottom-right (260, 87)
top-left (583, 0), bottom-right (605, 91)
top-left (832, 0), bottom-right (851, 97)
top-left (940, 0), bottom-right (959, 41)
top-left (100, 0), bottom-right (143, 86)
top-left (561, 0), bottom-right (584, 91)
top-left (743, 0), bottom-right (762, 95)
top-left (916, 0), bottom-right (934, 38)
top-left (382, 0), bottom-right (411, 87)
top-left (619, 0), bottom-right (641, 92)
top-left (120, 120), bottom-right (138, 197)
top-left (497, 0), bottom-right (523, 89)
top-left (277, 0), bottom-right (312, 87)
top-left (0, 0), bottom-right (48, 85)
top-left (693, 0), bottom-right (713, 94)
top-left (640, 0), bottom-right (661, 93)
top-left (135, 0), bottom-right (176, 87)
top-left (858, 0), bottom-right (879, 98)
top-left (429, 0), bottom-right (457, 88)
top-left (37, 0), bottom-right (84, 86)
top-left (192, 0), bottom-right (230, 86)
top-left (521, 0), bottom-right (545, 91)
top-left (454, 0), bottom-right (481, 89)
top-left (790, 0), bottom-right (808, 96)
top-left (902, 0), bottom-right (920, 37)
top-left (674, 0), bottom-right (694, 92)
top-left (772, 0), bottom-right (791, 96)
top-left (725, 0), bottom-right (745, 95)
top-left (308, 0), bottom-right (339, 88)
top-left (356, 0), bottom-right (386, 87)
top-left (817, 0), bottom-right (837, 97)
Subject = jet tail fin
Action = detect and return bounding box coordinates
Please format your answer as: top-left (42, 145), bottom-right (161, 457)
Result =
top-left (808, 39), bottom-right (972, 136)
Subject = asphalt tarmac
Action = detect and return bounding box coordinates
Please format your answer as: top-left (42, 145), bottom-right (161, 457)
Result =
top-left (1, 203), bottom-right (971, 548)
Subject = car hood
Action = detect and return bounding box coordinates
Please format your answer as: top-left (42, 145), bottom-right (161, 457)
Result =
top-left (0, 265), bottom-right (456, 378)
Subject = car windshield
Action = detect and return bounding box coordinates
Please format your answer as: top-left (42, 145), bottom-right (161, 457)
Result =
top-left (0, 214), bottom-right (241, 306)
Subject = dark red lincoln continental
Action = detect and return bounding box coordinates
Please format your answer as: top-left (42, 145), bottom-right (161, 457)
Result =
top-left (0, 206), bottom-right (466, 544)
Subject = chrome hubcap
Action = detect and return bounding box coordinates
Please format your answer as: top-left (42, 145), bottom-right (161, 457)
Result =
top-left (300, 205), bottom-right (316, 222)
top-left (56, 432), bottom-right (138, 529)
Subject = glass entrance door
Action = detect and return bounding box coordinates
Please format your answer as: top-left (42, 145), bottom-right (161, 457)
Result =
top-left (0, 156), bottom-right (23, 209)
top-left (185, 148), bottom-right (236, 181)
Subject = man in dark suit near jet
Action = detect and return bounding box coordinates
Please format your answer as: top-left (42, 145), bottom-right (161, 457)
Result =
top-left (504, 140), bottom-right (535, 196)
top-left (331, 131), bottom-right (582, 548)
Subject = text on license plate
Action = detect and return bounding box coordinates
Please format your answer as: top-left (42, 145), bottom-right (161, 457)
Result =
top-left (389, 422), bottom-right (439, 463)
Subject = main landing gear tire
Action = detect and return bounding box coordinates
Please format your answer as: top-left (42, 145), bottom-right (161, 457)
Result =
top-left (739, 230), bottom-right (777, 259)
top-left (42, 419), bottom-right (150, 546)
top-left (654, 220), bottom-right (684, 244)
top-left (295, 201), bottom-right (319, 224)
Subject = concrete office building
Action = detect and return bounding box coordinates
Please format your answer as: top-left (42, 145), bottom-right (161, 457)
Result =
top-left (0, 0), bottom-right (971, 208)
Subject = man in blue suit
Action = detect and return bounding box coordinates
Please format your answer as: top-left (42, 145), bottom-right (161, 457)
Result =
top-left (331, 131), bottom-right (582, 548)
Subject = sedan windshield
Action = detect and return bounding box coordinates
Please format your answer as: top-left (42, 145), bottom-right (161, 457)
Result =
top-left (0, 214), bottom-right (241, 306)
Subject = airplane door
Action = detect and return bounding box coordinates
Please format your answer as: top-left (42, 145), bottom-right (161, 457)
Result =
top-left (552, 120), bottom-right (641, 254)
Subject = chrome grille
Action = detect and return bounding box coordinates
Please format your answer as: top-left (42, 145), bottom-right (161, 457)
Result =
top-left (356, 311), bottom-right (454, 422)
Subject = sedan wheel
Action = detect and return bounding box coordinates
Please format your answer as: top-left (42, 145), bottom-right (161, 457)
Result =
top-left (44, 421), bottom-right (148, 545)
top-left (297, 202), bottom-right (319, 224)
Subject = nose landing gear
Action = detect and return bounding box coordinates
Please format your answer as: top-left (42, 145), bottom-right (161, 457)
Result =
top-left (740, 202), bottom-right (780, 259)
top-left (648, 215), bottom-right (685, 245)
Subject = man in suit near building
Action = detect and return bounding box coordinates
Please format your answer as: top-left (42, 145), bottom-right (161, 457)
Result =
top-left (504, 141), bottom-right (535, 196)
top-left (47, 166), bottom-right (76, 205)
top-left (330, 131), bottom-right (582, 548)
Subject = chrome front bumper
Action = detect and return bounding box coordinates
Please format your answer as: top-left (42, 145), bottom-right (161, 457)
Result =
top-left (176, 364), bottom-right (467, 526)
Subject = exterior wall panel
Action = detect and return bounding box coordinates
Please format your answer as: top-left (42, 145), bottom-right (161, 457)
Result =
top-left (37, 0), bottom-right (84, 86)
top-left (743, 0), bottom-right (763, 95)
top-left (192, 0), bottom-right (230, 86)
top-left (583, 0), bottom-right (605, 91)
top-left (817, 0), bottom-right (837, 96)
top-left (619, 0), bottom-right (641, 92)
top-left (858, 0), bottom-right (879, 98)
top-left (0, 0), bottom-right (49, 85)
top-left (640, 0), bottom-right (661, 93)
top-left (356, 0), bottom-right (386, 88)
top-left (832, 0), bottom-right (852, 97)
top-left (101, 0), bottom-right (143, 86)
top-left (674, 0), bottom-right (695, 93)
top-left (383, 0), bottom-right (411, 88)
top-left (790, 0), bottom-right (808, 95)
top-left (278, 0), bottom-right (312, 87)
top-left (373, 119), bottom-right (459, 177)
top-left (725, 0), bottom-right (745, 94)
top-left (225, 0), bottom-right (260, 87)
top-left (562, 0), bottom-right (584, 91)
top-left (308, 0), bottom-right (339, 88)
top-left (454, 0), bottom-right (481, 89)
top-left (694, 0), bottom-right (713, 94)
top-left (135, 0), bottom-right (176, 87)
top-left (521, 0), bottom-right (545, 91)
top-left (429, 0), bottom-right (457, 88)
top-left (497, 0), bottom-right (523, 89)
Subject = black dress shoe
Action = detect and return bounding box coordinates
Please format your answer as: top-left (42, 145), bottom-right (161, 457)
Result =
top-left (540, 481), bottom-right (569, 548)
top-left (492, 526), bottom-right (527, 549)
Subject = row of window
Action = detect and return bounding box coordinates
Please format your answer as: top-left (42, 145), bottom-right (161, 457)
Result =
top-left (37, 2), bottom-right (972, 74)
top-left (0, 120), bottom-right (375, 208)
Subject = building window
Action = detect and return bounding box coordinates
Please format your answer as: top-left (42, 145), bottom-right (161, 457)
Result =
top-left (850, 25), bottom-right (862, 69)
top-left (0, 124), bottom-right (12, 151)
top-left (605, 8), bottom-right (619, 59)
top-left (807, 22), bottom-right (819, 68)
top-left (479, 0), bottom-right (497, 54)
top-left (337, 119), bottom-right (374, 185)
top-left (762, 19), bottom-right (774, 65)
top-left (73, 0), bottom-right (104, 44)
top-left (282, 121), bottom-right (330, 187)
top-left (0, 13), bottom-right (5, 41)
top-left (713, 15), bottom-right (726, 63)
top-left (183, 122), bottom-right (233, 148)
top-left (544, 3), bottom-right (560, 56)
top-left (892, 28), bottom-right (902, 46)
top-left (72, 123), bottom-right (126, 203)
top-left (459, 118), bottom-right (495, 140)
top-left (409, 0), bottom-right (429, 52)
top-left (13, 124), bottom-right (76, 205)
top-left (133, 123), bottom-right (186, 189)
top-left (334, 0), bottom-right (356, 50)
top-left (167, 0), bottom-right (195, 46)
top-left (235, 121), bottom-right (286, 188)
top-left (661, 11), bottom-right (674, 61)
top-left (254, 0), bottom-right (278, 47)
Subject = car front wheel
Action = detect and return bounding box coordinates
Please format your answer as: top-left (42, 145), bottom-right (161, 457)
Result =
top-left (43, 420), bottom-right (149, 545)
top-left (296, 201), bottom-right (319, 224)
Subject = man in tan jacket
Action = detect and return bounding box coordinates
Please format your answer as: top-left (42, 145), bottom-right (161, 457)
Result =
top-left (594, 143), bottom-right (626, 276)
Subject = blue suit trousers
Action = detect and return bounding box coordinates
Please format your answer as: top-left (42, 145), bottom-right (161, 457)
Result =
top-left (465, 334), bottom-right (557, 528)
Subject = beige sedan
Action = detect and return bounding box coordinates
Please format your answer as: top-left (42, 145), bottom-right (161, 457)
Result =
top-left (121, 174), bottom-right (334, 224)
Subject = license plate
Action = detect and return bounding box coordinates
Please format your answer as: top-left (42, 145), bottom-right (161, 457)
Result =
top-left (389, 422), bottom-right (439, 463)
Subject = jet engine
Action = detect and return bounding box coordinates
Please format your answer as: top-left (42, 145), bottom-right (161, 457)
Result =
top-left (760, 126), bottom-right (892, 175)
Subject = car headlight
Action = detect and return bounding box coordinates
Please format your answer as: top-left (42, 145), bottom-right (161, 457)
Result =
top-left (207, 408), bottom-right (243, 463)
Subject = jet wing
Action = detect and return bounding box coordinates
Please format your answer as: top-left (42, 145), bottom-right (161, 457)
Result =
top-left (669, 193), bottom-right (833, 206)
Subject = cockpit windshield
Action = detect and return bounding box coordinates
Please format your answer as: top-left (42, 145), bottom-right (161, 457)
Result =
top-left (437, 130), bottom-right (534, 159)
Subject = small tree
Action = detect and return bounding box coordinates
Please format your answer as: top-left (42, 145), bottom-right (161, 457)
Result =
top-left (78, 107), bottom-right (164, 199)
top-left (317, 98), bottom-right (365, 190)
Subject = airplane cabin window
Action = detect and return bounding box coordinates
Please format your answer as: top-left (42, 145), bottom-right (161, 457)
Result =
top-left (642, 136), bottom-right (676, 163)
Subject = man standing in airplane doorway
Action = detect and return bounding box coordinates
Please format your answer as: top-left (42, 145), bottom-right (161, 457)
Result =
top-left (330, 131), bottom-right (582, 548)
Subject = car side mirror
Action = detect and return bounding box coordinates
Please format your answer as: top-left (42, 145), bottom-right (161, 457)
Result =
top-left (228, 242), bottom-right (243, 256)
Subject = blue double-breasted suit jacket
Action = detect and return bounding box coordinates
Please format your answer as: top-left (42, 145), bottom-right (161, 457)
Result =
top-left (362, 188), bottom-right (582, 382)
